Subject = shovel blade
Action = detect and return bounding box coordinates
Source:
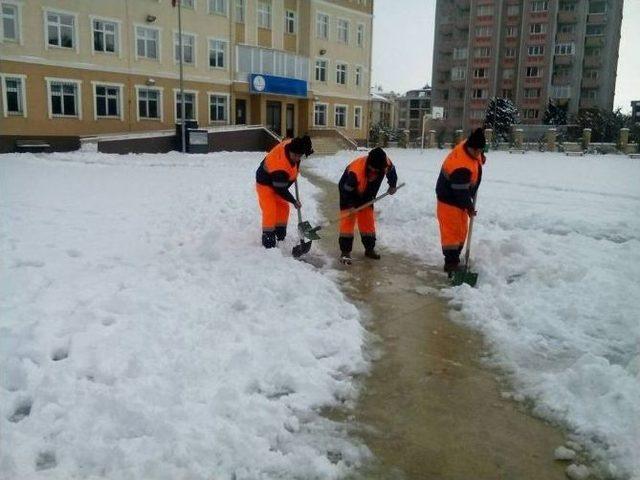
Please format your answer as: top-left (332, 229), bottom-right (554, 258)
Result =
top-left (292, 240), bottom-right (312, 258)
top-left (298, 221), bottom-right (322, 241)
top-left (451, 269), bottom-right (478, 287)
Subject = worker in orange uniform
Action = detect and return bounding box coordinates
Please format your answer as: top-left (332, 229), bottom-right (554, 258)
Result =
top-left (435, 127), bottom-right (486, 274)
top-left (256, 135), bottom-right (313, 248)
top-left (338, 147), bottom-right (398, 264)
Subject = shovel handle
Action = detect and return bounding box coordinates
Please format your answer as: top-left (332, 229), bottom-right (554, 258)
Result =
top-left (294, 180), bottom-right (303, 224)
top-left (339, 182), bottom-right (405, 220)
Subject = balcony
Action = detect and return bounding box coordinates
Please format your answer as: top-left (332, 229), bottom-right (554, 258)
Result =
top-left (235, 45), bottom-right (309, 83)
top-left (440, 23), bottom-right (454, 35)
top-left (552, 75), bottom-right (572, 86)
top-left (555, 32), bottom-right (575, 44)
top-left (582, 78), bottom-right (600, 89)
top-left (587, 13), bottom-right (607, 24)
top-left (554, 55), bottom-right (573, 66)
top-left (558, 11), bottom-right (578, 23)
top-left (584, 56), bottom-right (602, 68)
top-left (472, 57), bottom-right (491, 66)
top-left (455, 15), bottom-right (470, 29)
top-left (580, 98), bottom-right (599, 109)
top-left (585, 36), bottom-right (605, 47)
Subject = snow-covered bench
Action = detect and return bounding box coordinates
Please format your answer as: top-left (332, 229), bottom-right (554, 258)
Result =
top-left (15, 139), bottom-right (51, 153)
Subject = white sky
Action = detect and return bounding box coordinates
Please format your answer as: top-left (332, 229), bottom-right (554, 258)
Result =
top-left (371, 0), bottom-right (640, 113)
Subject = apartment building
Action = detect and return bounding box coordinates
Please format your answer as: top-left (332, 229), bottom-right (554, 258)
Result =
top-left (632, 101), bottom-right (640, 124)
top-left (431, 0), bottom-right (623, 131)
top-left (396, 85), bottom-right (431, 141)
top-left (0, 0), bottom-right (373, 144)
top-left (369, 90), bottom-right (395, 128)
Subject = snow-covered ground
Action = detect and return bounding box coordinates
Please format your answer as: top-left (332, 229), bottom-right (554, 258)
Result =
top-left (0, 152), bottom-right (369, 479)
top-left (307, 148), bottom-right (640, 479)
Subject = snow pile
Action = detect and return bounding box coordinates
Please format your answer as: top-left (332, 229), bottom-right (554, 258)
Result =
top-left (0, 152), bottom-right (368, 479)
top-left (307, 149), bottom-right (640, 478)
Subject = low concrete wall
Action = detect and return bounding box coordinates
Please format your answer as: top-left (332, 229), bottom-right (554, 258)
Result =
top-left (0, 135), bottom-right (80, 153)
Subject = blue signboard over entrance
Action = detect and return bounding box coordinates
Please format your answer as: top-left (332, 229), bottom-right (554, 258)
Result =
top-left (249, 74), bottom-right (308, 97)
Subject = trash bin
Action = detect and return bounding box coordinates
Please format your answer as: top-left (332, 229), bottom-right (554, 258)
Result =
top-left (187, 129), bottom-right (209, 154)
top-left (175, 121), bottom-right (199, 151)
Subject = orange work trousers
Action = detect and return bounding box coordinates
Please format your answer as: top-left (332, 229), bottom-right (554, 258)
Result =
top-left (256, 183), bottom-right (290, 233)
top-left (436, 201), bottom-right (469, 254)
top-left (339, 206), bottom-right (376, 238)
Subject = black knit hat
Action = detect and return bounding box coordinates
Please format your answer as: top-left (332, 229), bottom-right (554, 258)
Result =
top-left (367, 147), bottom-right (387, 171)
top-left (467, 128), bottom-right (486, 150)
top-left (288, 137), bottom-right (307, 155)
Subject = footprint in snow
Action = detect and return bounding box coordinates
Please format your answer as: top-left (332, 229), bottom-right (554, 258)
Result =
top-left (8, 397), bottom-right (32, 423)
top-left (66, 249), bottom-right (82, 258)
top-left (51, 346), bottom-right (68, 362)
top-left (35, 451), bottom-right (57, 471)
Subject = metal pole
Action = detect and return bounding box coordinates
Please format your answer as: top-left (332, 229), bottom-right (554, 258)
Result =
top-left (421, 114), bottom-right (427, 153)
top-left (177, 0), bottom-right (186, 153)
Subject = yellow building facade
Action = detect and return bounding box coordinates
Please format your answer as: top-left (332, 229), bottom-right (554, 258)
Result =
top-left (0, 0), bottom-right (373, 143)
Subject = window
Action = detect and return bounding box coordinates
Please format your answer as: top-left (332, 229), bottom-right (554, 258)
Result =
top-left (175, 91), bottom-right (196, 121)
top-left (523, 109), bottom-right (539, 119)
top-left (586, 25), bottom-right (604, 36)
top-left (285, 10), bottom-right (296, 34)
top-left (551, 85), bottom-right (571, 98)
top-left (209, 39), bottom-right (226, 68)
top-left (453, 47), bottom-right (467, 60)
top-left (93, 19), bottom-right (118, 54)
top-left (355, 66), bottom-right (362, 86)
top-left (477, 5), bottom-right (493, 15)
top-left (136, 26), bottom-right (159, 59)
top-left (559, 1), bottom-right (576, 11)
top-left (585, 46), bottom-right (601, 57)
top-left (555, 43), bottom-right (575, 55)
top-left (530, 23), bottom-right (547, 34)
top-left (451, 66), bottom-right (466, 80)
top-left (138, 88), bottom-right (161, 120)
top-left (354, 106), bottom-right (362, 129)
top-left (582, 89), bottom-right (598, 99)
top-left (174, 32), bottom-right (195, 64)
top-left (584, 69), bottom-right (598, 80)
top-left (314, 103), bottom-right (327, 126)
top-left (316, 13), bottom-right (329, 39)
top-left (209, 94), bottom-right (227, 121)
top-left (1, 75), bottom-right (25, 116)
top-left (528, 45), bottom-right (544, 56)
top-left (506, 26), bottom-right (518, 37)
top-left (475, 26), bottom-right (492, 37)
top-left (258, 1), bottom-right (271, 29)
top-left (503, 68), bottom-right (515, 79)
top-left (48, 79), bottom-right (80, 117)
top-left (474, 47), bottom-right (491, 58)
top-left (356, 24), bottom-right (364, 47)
top-left (507, 5), bottom-right (520, 15)
top-left (209, 0), bottom-right (227, 15)
top-left (337, 19), bottom-right (349, 43)
top-left (315, 59), bottom-right (327, 82)
top-left (505, 47), bottom-right (517, 58)
top-left (1, 3), bottom-right (19, 41)
top-left (558, 23), bottom-right (575, 33)
top-left (589, 1), bottom-right (606, 14)
top-left (472, 89), bottom-right (487, 99)
top-left (235, 0), bottom-right (244, 22)
top-left (531, 1), bottom-right (548, 12)
top-left (524, 88), bottom-right (541, 98)
top-left (46, 11), bottom-right (75, 49)
top-left (336, 63), bottom-right (347, 85)
top-left (526, 66), bottom-right (541, 77)
top-left (473, 68), bottom-right (486, 78)
top-left (181, 0), bottom-right (195, 8)
top-left (94, 84), bottom-right (121, 118)
top-left (334, 105), bottom-right (347, 127)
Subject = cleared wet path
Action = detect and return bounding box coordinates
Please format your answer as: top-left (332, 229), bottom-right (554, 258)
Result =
top-left (305, 170), bottom-right (568, 480)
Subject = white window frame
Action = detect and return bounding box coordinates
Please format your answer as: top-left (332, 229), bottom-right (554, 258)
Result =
top-left (135, 85), bottom-right (163, 122)
top-left (315, 58), bottom-right (328, 82)
top-left (208, 0), bottom-right (228, 16)
top-left (531, 1), bottom-right (549, 12)
top-left (208, 37), bottom-right (227, 69)
top-left (354, 105), bottom-right (362, 129)
top-left (506, 26), bottom-right (518, 37)
top-left (507, 5), bottom-right (520, 15)
top-left (0, 73), bottom-right (26, 117)
top-left (526, 66), bottom-right (542, 77)
top-left (334, 104), bottom-right (347, 128)
top-left (336, 62), bottom-right (347, 85)
top-left (355, 65), bottom-right (362, 86)
top-left (453, 47), bottom-right (468, 60)
top-left (207, 91), bottom-right (229, 123)
top-left (174, 89), bottom-right (198, 123)
top-left (91, 81), bottom-right (124, 121)
top-left (474, 47), bottom-right (491, 58)
top-left (235, 0), bottom-right (244, 22)
top-left (477, 5), bottom-right (493, 15)
top-left (356, 23), bottom-right (364, 47)
top-left (505, 47), bottom-right (517, 58)
top-left (585, 24), bottom-right (604, 37)
top-left (451, 66), bottom-right (466, 80)
top-left (313, 102), bottom-right (328, 126)
top-left (473, 68), bottom-right (487, 78)
top-left (45, 77), bottom-right (82, 119)
top-left (528, 45), bottom-right (544, 56)
top-left (1, 1), bottom-right (22, 44)
top-left (257, 0), bottom-right (271, 29)
top-left (135, 24), bottom-right (161, 61)
top-left (555, 43), bottom-right (575, 55)
top-left (44, 8), bottom-right (78, 52)
top-left (174, 31), bottom-right (197, 66)
top-left (475, 26), bottom-right (492, 37)
top-left (316, 12), bottom-right (329, 40)
top-left (90, 16), bottom-right (121, 57)
top-left (337, 18), bottom-right (349, 44)
top-left (524, 87), bottom-right (541, 98)
top-left (472, 88), bottom-right (487, 99)
top-left (285, 10), bottom-right (296, 34)
top-left (530, 23), bottom-right (547, 34)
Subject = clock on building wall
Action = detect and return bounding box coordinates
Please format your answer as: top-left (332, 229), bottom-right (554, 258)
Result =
top-left (252, 75), bottom-right (266, 92)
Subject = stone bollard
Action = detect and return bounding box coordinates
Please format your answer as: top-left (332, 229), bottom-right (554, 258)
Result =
top-left (546, 128), bottom-right (557, 152)
top-left (484, 128), bottom-right (493, 149)
top-left (619, 128), bottom-right (630, 153)
top-left (582, 128), bottom-right (591, 151)
top-left (513, 129), bottom-right (524, 149)
top-left (429, 130), bottom-right (437, 148)
top-left (455, 129), bottom-right (464, 145)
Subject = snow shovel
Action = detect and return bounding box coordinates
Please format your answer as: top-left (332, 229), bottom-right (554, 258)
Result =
top-left (338, 183), bottom-right (406, 221)
top-left (451, 196), bottom-right (479, 287)
top-left (292, 180), bottom-right (316, 258)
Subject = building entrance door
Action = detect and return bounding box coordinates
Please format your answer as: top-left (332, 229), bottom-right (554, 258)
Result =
top-left (285, 103), bottom-right (295, 138)
top-left (235, 99), bottom-right (247, 125)
top-left (266, 101), bottom-right (282, 136)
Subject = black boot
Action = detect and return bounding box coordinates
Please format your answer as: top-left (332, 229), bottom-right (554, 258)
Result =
top-left (275, 225), bottom-right (287, 242)
top-left (364, 249), bottom-right (381, 260)
top-left (262, 231), bottom-right (276, 249)
top-left (340, 252), bottom-right (352, 265)
top-left (443, 249), bottom-right (460, 274)
top-left (361, 235), bottom-right (379, 259)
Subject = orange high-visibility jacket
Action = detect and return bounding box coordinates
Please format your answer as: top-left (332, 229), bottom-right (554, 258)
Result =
top-left (338, 156), bottom-right (397, 209)
top-left (255, 139), bottom-right (299, 204)
top-left (435, 141), bottom-right (483, 210)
